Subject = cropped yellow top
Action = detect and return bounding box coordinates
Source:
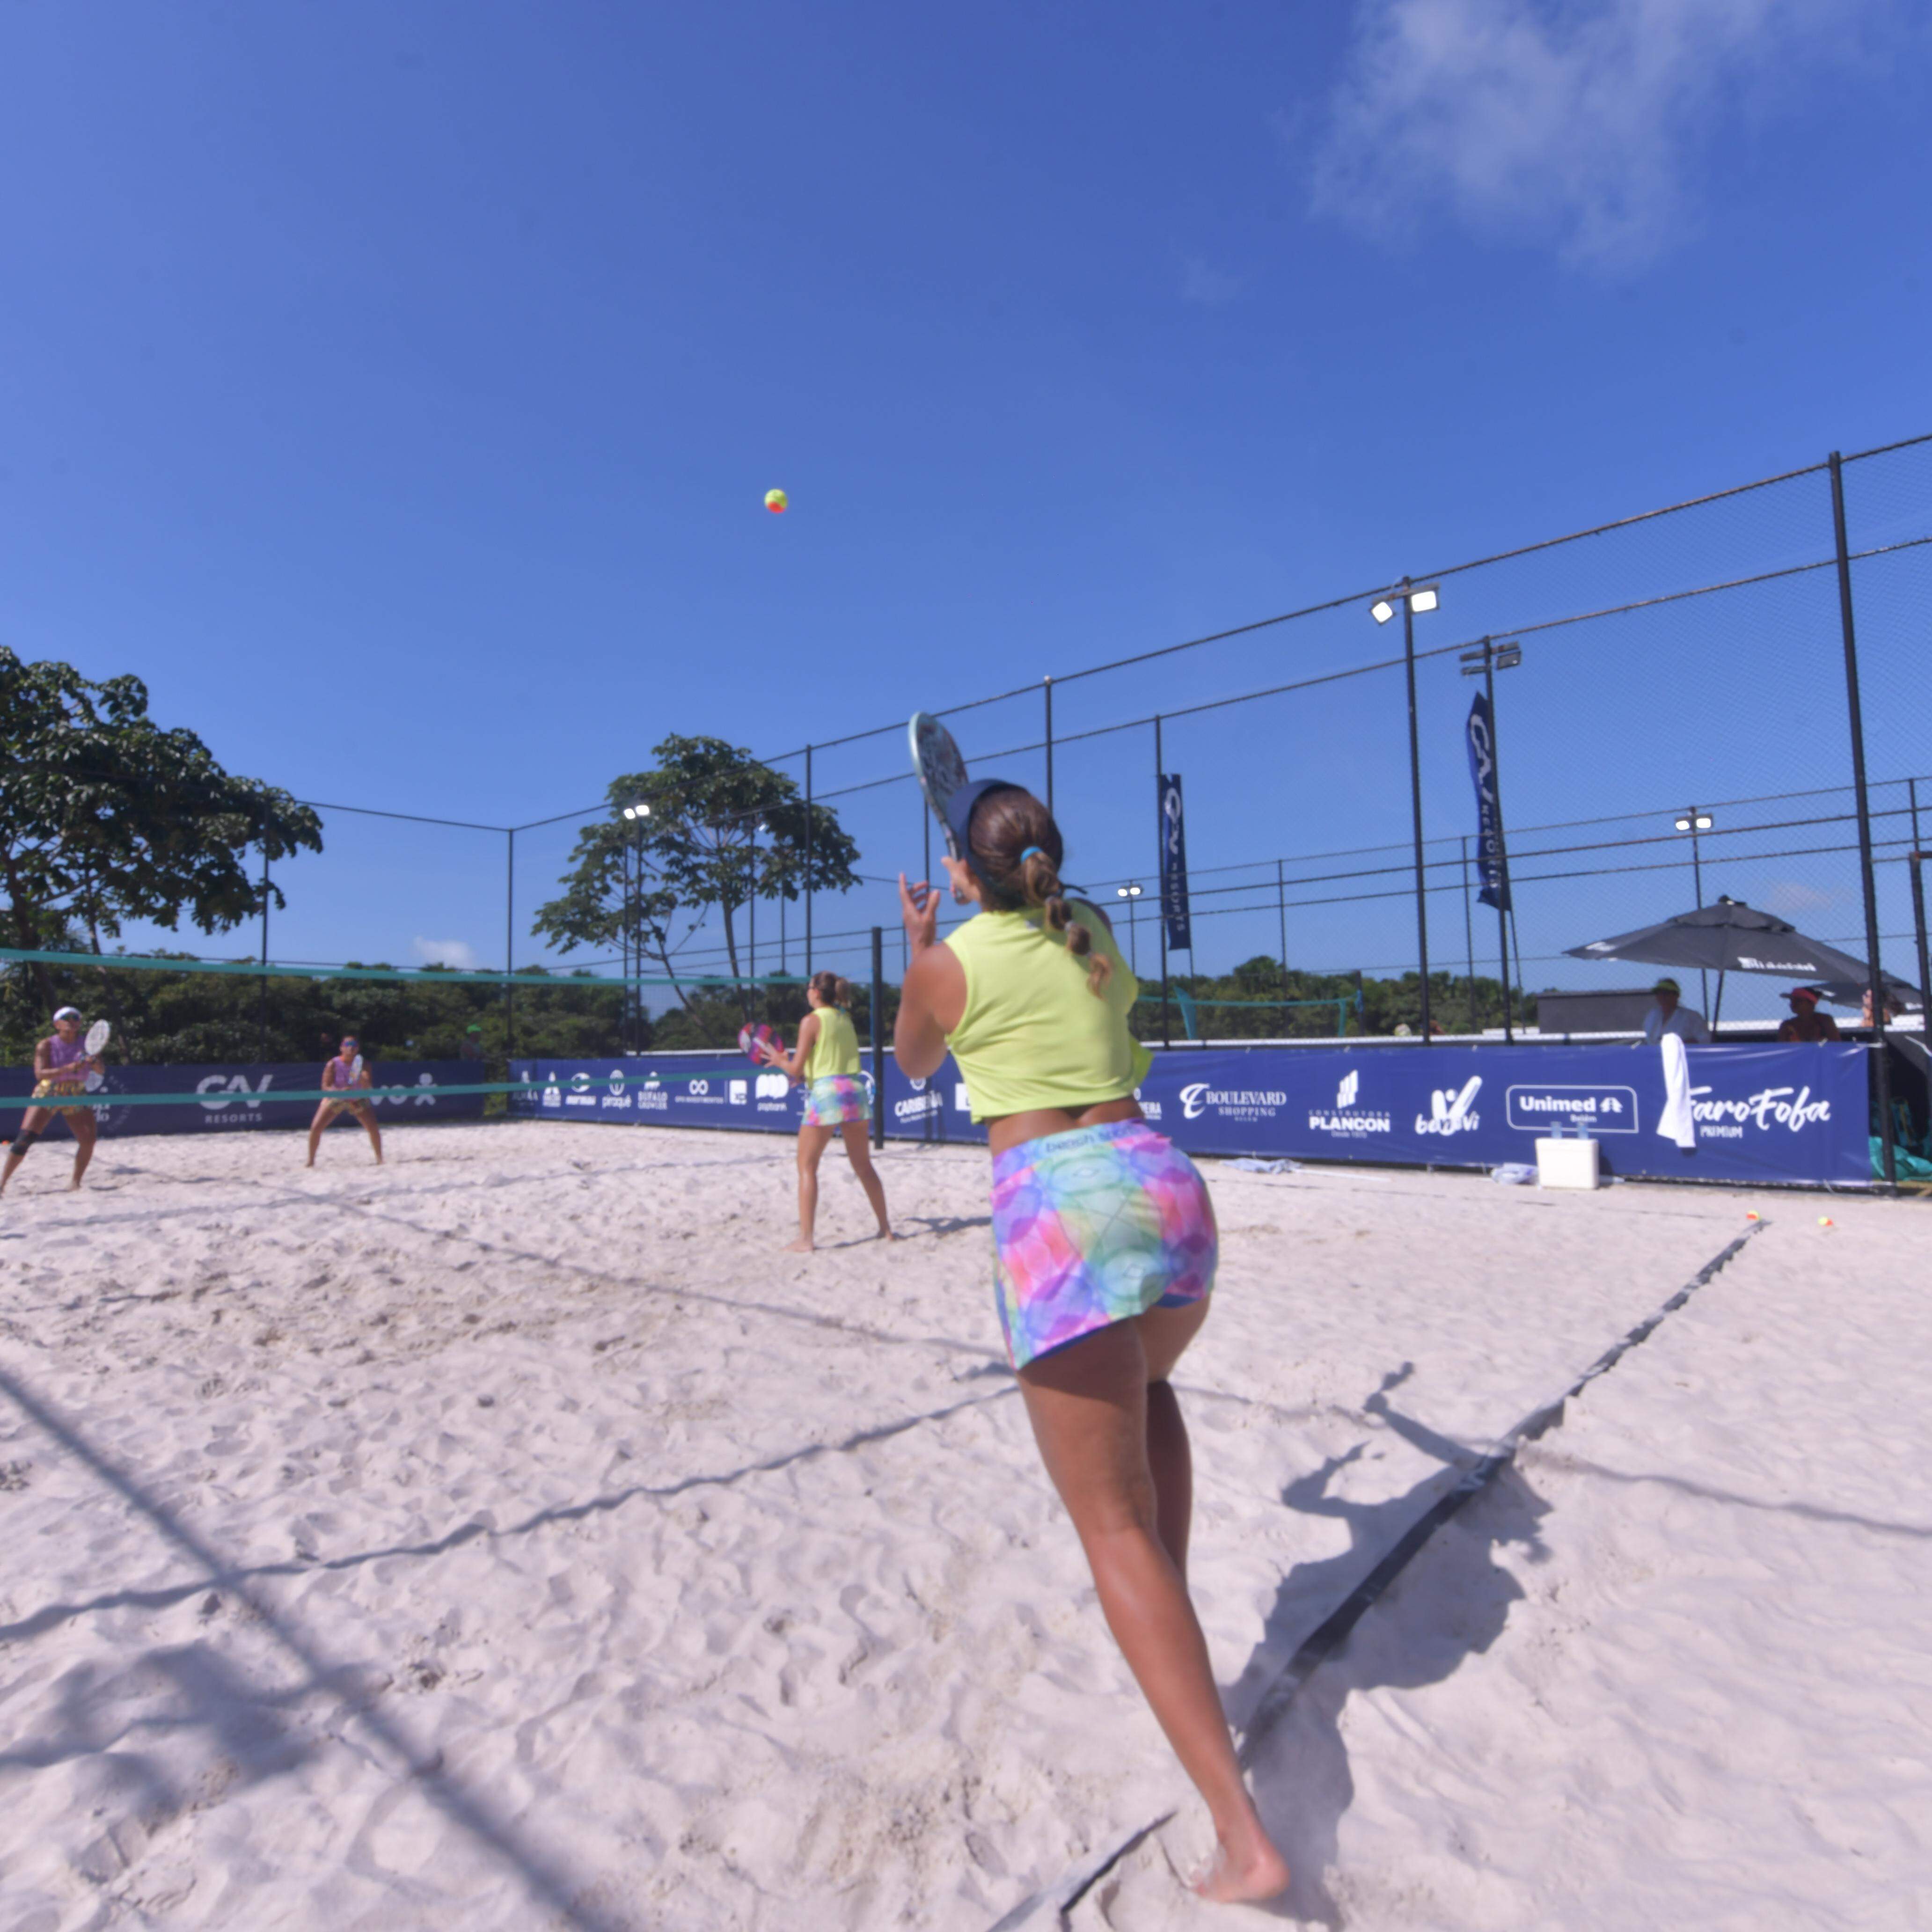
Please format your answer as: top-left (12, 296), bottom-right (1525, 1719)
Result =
top-left (801, 1003), bottom-right (861, 1082)
top-left (942, 902), bottom-right (1151, 1123)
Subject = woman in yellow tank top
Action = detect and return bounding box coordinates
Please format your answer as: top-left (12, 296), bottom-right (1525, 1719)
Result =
top-left (760, 971), bottom-right (893, 1252)
top-left (894, 780), bottom-right (1288, 1907)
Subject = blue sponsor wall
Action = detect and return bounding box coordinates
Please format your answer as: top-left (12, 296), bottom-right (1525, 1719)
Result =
top-left (511, 1058), bottom-right (814, 1134)
top-left (0, 1061), bottom-right (484, 1139)
top-left (513, 1044), bottom-right (1871, 1188)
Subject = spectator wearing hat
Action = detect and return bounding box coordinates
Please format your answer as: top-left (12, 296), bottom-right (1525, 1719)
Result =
top-left (1642, 976), bottom-right (1709, 1046)
top-left (1777, 987), bottom-right (1841, 1042)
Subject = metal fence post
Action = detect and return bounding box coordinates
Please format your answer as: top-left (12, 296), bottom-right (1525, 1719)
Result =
top-left (1043, 675), bottom-right (1054, 815)
top-left (1911, 782), bottom-right (1930, 1083)
top-left (804, 744), bottom-right (814, 978)
top-left (871, 924), bottom-right (886, 1150)
top-left (1401, 578), bottom-right (1433, 1039)
top-left (258, 807), bottom-right (271, 1059)
top-left (1277, 857), bottom-right (1288, 1038)
top-left (505, 828), bottom-right (515, 1063)
top-left (1830, 451), bottom-right (1895, 1186)
top-left (1460, 834), bottom-right (1477, 1035)
top-left (1155, 714), bottom-right (1170, 1050)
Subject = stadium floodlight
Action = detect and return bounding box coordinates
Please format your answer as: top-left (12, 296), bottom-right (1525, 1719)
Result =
top-left (1460, 638), bottom-right (1524, 678)
top-left (1115, 884), bottom-right (1143, 900)
top-left (1674, 812), bottom-right (1713, 833)
top-left (1371, 583), bottom-right (1439, 625)
top-left (622, 801), bottom-right (651, 821)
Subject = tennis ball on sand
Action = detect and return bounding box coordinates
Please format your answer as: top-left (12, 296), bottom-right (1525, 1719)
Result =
top-left (764, 488), bottom-right (788, 513)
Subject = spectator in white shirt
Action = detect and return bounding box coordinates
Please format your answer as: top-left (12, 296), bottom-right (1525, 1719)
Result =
top-left (1642, 976), bottom-right (1710, 1045)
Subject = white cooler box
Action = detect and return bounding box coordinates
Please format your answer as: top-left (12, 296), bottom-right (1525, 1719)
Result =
top-left (1535, 1135), bottom-right (1601, 1189)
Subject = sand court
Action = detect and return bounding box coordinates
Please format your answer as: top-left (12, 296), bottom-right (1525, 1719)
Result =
top-left (0, 1122), bottom-right (1925, 1929)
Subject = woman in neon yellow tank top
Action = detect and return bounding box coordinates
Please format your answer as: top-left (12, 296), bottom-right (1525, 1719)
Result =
top-left (894, 780), bottom-right (1288, 1907)
top-left (760, 971), bottom-right (894, 1252)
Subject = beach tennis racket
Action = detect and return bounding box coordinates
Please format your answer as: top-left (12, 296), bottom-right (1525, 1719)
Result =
top-left (349, 1053), bottom-right (365, 1083)
top-left (84, 1020), bottom-right (110, 1057)
top-left (909, 711), bottom-right (970, 857)
top-left (738, 1022), bottom-right (779, 1064)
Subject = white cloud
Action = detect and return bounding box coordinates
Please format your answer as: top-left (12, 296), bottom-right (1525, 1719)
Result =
top-left (411, 937), bottom-right (479, 970)
top-left (1180, 256), bottom-right (1243, 305)
top-left (1311, 0), bottom-right (1883, 266)
top-left (1762, 880), bottom-right (1849, 918)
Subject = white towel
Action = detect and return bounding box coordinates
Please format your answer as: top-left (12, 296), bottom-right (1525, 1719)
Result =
top-left (1656, 1033), bottom-right (1697, 1151)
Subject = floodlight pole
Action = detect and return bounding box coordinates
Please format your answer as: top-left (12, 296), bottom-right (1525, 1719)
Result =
top-left (1830, 450), bottom-right (1895, 1186)
top-left (1401, 579), bottom-right (1433, 1041)
top-left (505, 828), bottom-right (515, 1062)
top-left (1482, 644), bottom-right (1515, 1043)
top-left (804, 744), bottom-right (814, 979)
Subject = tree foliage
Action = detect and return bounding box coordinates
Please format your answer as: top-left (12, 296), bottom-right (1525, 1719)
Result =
top-left (0, 650), bottom-right (322, 1007)
top-left (1130, 955), bottom-right (1535, 1040)
top-left (530, 735), bottom-right (860, 1004)
top-left (0, 949), bottom-right (645, 1090)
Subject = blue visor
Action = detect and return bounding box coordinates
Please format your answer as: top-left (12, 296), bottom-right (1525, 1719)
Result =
top-left (944, 778), bottom-right (1023, 888)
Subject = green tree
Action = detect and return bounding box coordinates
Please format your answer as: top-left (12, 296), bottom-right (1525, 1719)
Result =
top-left (0, 650), bottom-right (322, 1011)
top-left (531, 736), bottom-right (860, 1008)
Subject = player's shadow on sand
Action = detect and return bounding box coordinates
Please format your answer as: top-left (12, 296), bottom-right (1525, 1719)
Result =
top-left (1223, 1365), bottom-right (1551, 1927)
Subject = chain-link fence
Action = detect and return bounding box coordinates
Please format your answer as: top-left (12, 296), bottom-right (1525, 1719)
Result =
top-left (16, 429), bottom-right (1929, 1158)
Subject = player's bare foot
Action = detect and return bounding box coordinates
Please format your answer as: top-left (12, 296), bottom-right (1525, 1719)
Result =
top-left (1192, 1830), bottom-right (1290, 1904)
top-left (784, 1236), bottom-right (814, 1252)
top-left (874, 1227), bottom-right (901, 1242)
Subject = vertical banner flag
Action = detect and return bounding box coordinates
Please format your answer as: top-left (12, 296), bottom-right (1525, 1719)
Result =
top-left (1158, 773), bottom-right (1193, 949)
top-left (1464, 692), bottom-right (1511, 912)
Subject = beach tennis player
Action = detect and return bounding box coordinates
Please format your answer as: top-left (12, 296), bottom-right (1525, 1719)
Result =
top-left (759, 972), bottom-right (893, 1251)
top-left (306, 1035), bottom-right (383, 1167)
top-left (893, 772), bottom-right (1289, 1905)
top-left (0, 1007), bottom-right (107, 1196)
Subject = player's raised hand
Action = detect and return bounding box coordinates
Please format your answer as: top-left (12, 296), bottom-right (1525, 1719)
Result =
top-left (899, 872), bottom-right (938, 951)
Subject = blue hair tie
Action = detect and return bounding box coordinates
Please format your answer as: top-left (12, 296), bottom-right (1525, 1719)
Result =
top-left (1020, 846), bottom-right (1045, 862)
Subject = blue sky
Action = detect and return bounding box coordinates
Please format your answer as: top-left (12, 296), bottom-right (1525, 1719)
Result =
top-left (4, 1), bottom-right (1929, 1016)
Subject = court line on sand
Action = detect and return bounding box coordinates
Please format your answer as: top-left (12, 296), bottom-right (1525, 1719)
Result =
top-left (987, 1218), bottom-right (1770, 1931)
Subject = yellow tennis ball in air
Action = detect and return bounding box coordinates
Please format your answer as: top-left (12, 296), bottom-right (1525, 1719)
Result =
top-left (764, 488), bottom-right (788, 513)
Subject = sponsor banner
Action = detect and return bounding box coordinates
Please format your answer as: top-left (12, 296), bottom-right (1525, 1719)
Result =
top-left (1131, 1043), bottom-right (1869, 1185)
top-left (511, 1058), bottom-right (818, 1135)
top-left (1464, 690), bottom-right (1511, 913)
top-left (0, 1062), bottom-right (482, 1139)
top-left (515, 1046), bottom-right (1870, 1186)
top-left (1158, 773), bottom-right (1193, 951)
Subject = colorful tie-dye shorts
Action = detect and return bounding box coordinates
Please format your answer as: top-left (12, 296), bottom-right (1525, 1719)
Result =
top-left (802, 1074), bottom-right (871, 1128)
top-left (989, 1119), bottom-right (1217, 1370)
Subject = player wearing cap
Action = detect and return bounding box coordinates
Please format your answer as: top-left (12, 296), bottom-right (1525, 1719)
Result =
top-left (1642, 976), bottom-right (1709, 1045)
top-left (0, 1007), bottom-right (105, 1196)
top-left (1777, 987), bottom-right (1841, 1042)
top-left (893, 776), bottom-right (1288, 1905)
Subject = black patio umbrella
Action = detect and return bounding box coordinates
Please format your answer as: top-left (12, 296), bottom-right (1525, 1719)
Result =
top-left (1565, 899), bottom-right (1922, 1022)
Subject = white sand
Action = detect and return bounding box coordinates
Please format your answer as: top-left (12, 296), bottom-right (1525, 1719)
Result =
top-left (0, 1122), bottom-right (1925, 1930)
